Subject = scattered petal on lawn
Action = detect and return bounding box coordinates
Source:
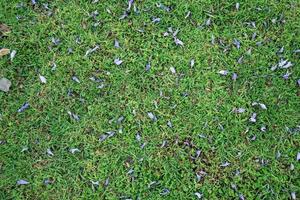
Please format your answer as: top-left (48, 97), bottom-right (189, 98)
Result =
top-left (114, 58), bottom-right (123, 65)
top-left (218, 70), bottom-right (228, 76)
top-left (140, 142), bottom-right (146, 149)
top-left (195, 192), bottom-right (203, 199)
top-left (17, 180), bottom-right (29, 185)
top-left (156, 3), bottom-right (171, 12)
top-left (297, 152), bottom-right (300, 161)
top-left (31, 0), bottom-right (37, 5)
top-left (44, 178), bottom-right (54, 185)
top-left (72, 76), bottom-right (80, 83)
top-left (85, 45), bottom-right (100, 56)
top-left (147, 112), bottom-right (157, 121)
top-left (167, 120), bottom-right (172, 128)
top-left (233, 107), bottom-right (245, 113)
top-left (18, 102), bottom-right (30, 113)
top-left (249, 113), bottom-right (257, 123)
top-left (220, 162), bottom-right (230, 167)
top-left (174, 38), bottom-right (184, 46)
top-left (260, 126), bottom-right (267, 132)
top-left (127, 0), bottom-right (134, 11)
top-left (69, 148), bottom-right (80, 154)
top-left (0, 48), bottom-right (10, 57)
top-left (161, 140), bottom-right (167, 148)
top-left (51, 37), bottom-right (61, 46)
top-left (294, 49), bottom-right (300, 53)
top-left (278, 59), bottom-right (293, 69)
top-left (47, 148), bottom-right (54, 156)
top-left (0, 78), bottom-right (11, 92)
top-left (252, 102), bottom-right (267, 110)
top-left (239, 194), bottom-right (245, 200)
top-left (117, 116), bottom-right (124, 124)
top-left (10, 50), bottom-right (16, 61)
top-left (283, 72), bottom-right (291, 80)
top-left (190, 59), bottom-right (195, 67)
top-left (136, 132), bottom-right (141, 142)
top-left (67, 111), bottom-right (80, 121)
top-left (170, 66), bottom-right (176, 74)
top-left (152, 17), bottom-right (161, 23)
top-left (104, 178), bottom-right (109, 187)
top-left (277, 46), bottom-right (284, 54)
top-left (99, 134), bottom-right (108, 142)
top-left (297, 79), bottom-right (300, 87)
top-left (39, 75), bottom-right (47, 84)
top-left (237, 56), bottom-right (243, 64)
top-left (51, 63), bottom-right (57, 71)
top-left (205, 18), bottom-right (211, 26)
top-left (232, 73), bottom-right (238, 81)
top-left (114, 39), bottom-right (120, 48)
top-left (160, 188), bottom-right (170, 196)
top-left (233, 38), bottom-right (241, 49)
top-left (145, 62), bottom-right (151, 71)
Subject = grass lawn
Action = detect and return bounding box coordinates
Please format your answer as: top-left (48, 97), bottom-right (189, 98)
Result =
top-left (0, 0), bottom-right (300, 199)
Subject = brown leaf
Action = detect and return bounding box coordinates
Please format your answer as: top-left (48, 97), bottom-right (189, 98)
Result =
top-left (0, 23), bottom-right (11, 35)
top-left (0, 48), bottom-right (10, 57)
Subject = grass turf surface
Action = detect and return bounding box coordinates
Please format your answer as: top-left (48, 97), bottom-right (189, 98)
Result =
top-left (0, 0), bottom-right (300, 199)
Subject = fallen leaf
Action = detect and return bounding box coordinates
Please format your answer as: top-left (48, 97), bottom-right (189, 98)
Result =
top-left (0, 78), bottom-right (11, 92)
top-left (0, 48), bottom-right (10, 57)
top-left (0, 23), bottom-right (11, 35)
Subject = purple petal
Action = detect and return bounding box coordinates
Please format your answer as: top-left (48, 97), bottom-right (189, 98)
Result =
top-left (249, 113), bottom-right (257, 123)
top-left (152, 17), bottom-right (161, 23)
top-left (99, 134), bottom-right (108, 142)
top-left (114, 58), bottom-right (123, 65)
top-left (232, 73), bottom-right (238, 81)
top-left (174, 38), bottom-right (184, 46)
top-left (220, 162), bottom-right (230, 167)
top-left (18, 102), bottom-right (30, 113)
top-left (297, 152), bottom-right (300, 161)
top-left (218, 70), bottom-right (228, 76)
top-left (127, 0), bottom-right (134, 11)
top-left (147, 112), bottom-right (157, 121)
top-left (17, 180), bottom-right (29, 185)
top-left (72, 76), bottom-right (80, 83)
top-left (282, 72), bottom-right (291, 80)
top-left (145, 62), bottom-right (151, 71)
top-left (114, 39), bottom-right (120, 48)
top-left (160, 188), bottom-right (170, 196)
top-left (233, 38), bottom-right (241, 49)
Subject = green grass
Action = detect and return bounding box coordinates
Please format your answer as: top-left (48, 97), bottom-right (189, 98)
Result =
top-left (0, 0), bottom-right (300, 199)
